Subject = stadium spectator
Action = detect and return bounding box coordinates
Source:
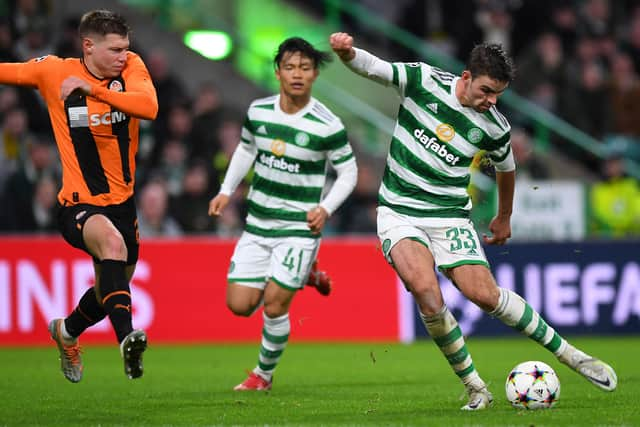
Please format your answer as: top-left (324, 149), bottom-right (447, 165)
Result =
top-left (566, 35), bottom-right (603, 77)
top-left (166, 103), bottom-right (193, 146)
top-left (14, 17), bottom-right (52, 61)
top-left (0, 9), bottom-right (156, 383)
top-left (576, 0), bottom-right (614, 40)
top-left (558, 59), bottom-right (612, 169)
top-left (189, 81), bottom-right (224, 163)
top-left (607, 51), bottom-right (640, 142)
top-left (621, 13), bottom-right (640, 74)
top-left (0, 134), bottom-right (59, 232)
top-left (146, 102), bottom-right (192, 180)
top-left (330, 30), bottom-right (617, 411)
top-left (589, 154), bottom-right (640, 237)
top-left (210, 115), bottom-right (249, 236)
top-left (475, 1), bottom-right (513, 53)
top-left (0, 107), bottom-right (31, 190)
top-left (212, 115), bottom-right (245, 186)
top-left (0, 86), bottom-right (20, 120)
top-left (548, 1), bottom-right (579, 56)
top-left (10, 0), bottom-right (51, 41)
top-left (208, 37), bottom-right (357, 391)
top-left (439, 0), bottom-right (483, 59)
top-left (0, 77), bottom-right (50, 136)
top-left (137, 178), bottom-right (182, 237)
top-left (510, 127), bottom-right (550, 180)
top-left (169, 160), bottom-right (216, 233)
top-left (54, 16), bottom-right (82, 58)
top-left (145, 47), bottom-right (189, 168)
top-left (30, 173), bottom-right (58, 230)
top-left (0, 18), bottom-right (18, 62)
top-left (513, 31), bottom-right (566, 113)
top-left (154, 138), bottom-right (188, 197)
top-left (4, 173), bottom-right (58, 232)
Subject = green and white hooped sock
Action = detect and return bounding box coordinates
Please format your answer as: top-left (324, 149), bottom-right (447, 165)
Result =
top-left (490, 287), bottom-right (567, 356)
top-left (254, 312), bottom-right (290, 381)
top-left (421, 305), bottom-right (484, 387)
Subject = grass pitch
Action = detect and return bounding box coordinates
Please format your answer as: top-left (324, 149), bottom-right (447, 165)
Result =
top-left (0, 336), bottom-right (638, 426)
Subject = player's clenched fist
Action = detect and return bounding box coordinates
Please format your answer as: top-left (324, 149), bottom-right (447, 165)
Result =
top-left (329, 32), bottom-right (356, 62)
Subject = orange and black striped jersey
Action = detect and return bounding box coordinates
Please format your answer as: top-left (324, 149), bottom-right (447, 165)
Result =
top-left (0, 52), bottom-right (158, 206)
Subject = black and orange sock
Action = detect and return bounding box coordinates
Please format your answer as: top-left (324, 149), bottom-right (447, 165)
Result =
top-left (100, 259), bottom-right (133, 343)
top-left (64, 287), bottom-right (106, 337)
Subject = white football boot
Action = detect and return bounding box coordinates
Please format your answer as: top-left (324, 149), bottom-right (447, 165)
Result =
top-left (558, 344), bottom-right (617, 391)
top-left (461, 377), bottom-right (493, 410)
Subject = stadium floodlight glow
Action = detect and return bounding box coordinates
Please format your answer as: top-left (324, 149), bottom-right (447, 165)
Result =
top-left (183, 30), bottom-right (232, 60)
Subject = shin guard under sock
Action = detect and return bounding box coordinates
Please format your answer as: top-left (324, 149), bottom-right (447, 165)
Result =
top-left (100, 259), bottom-right (133, 343)
top-left (64, 287), bottom-right (107, 337)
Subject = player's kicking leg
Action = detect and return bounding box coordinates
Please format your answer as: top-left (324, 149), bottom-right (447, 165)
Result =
top-left (490, 287), bottom-right (617, 391)
top-left (557, 344), bottom-right (617, 391)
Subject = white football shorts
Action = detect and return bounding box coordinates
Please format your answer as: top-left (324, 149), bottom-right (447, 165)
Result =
top-left (227, 231), bottom-right (320, 291)
top-left (377, 206), bottom-right (489, 270)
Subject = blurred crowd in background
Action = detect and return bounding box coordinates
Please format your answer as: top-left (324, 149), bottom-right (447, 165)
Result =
top-left (0, 0), bottom-right (639, 238)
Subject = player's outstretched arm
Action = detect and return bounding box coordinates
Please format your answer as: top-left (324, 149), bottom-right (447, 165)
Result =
top-left (0, 63), bottom-right (26, 86)
top-left (329, 32), bottom-right (394, 86)
top-left (0, 59), bottom-right (49, 87)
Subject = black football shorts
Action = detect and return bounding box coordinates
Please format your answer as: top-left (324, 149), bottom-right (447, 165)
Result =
top-left (57, 197), bottom-right (139, 265)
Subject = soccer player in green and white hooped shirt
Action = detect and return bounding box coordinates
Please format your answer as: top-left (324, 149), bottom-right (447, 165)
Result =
top-left (208, 37), bottom-right (357, 391)
top-left (329, 32), bottom-right (617, 410)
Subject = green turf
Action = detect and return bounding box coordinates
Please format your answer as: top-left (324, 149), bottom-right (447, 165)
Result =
top-left (0, 336), bottom-right (637, 426)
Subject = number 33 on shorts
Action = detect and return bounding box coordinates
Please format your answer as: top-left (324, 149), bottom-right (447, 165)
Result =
top-left (434, 224), bottom-right (489, 269)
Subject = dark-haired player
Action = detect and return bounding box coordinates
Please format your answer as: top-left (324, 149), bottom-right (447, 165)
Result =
top-left (330, 31), bottom-right (617, 409)
top-left (0, 9), bottom-right (157, 382)
top-left (208, 37), bottom-right (357, 390)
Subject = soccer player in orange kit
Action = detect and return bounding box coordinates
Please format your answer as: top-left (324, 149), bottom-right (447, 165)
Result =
top-left (0, 9), bottom-right (158, 382)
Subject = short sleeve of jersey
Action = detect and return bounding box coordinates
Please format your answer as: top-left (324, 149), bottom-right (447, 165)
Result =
top-left (484, 107), bottom-right (515, 171)
top-left (489, 134), bottom-right (515, 172)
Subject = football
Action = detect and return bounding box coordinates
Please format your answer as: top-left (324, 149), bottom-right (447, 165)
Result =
top-left (505, 360), bottom-right (560, 409)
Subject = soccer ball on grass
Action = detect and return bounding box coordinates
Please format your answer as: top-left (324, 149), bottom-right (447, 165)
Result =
top-left (505, 360), bottom-right (560, 409)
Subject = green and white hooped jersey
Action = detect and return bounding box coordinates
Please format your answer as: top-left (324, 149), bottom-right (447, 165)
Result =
top-left (241, 95), bottom-right (354, 238)
top-left (381, 62), bottom-right (512, 219)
